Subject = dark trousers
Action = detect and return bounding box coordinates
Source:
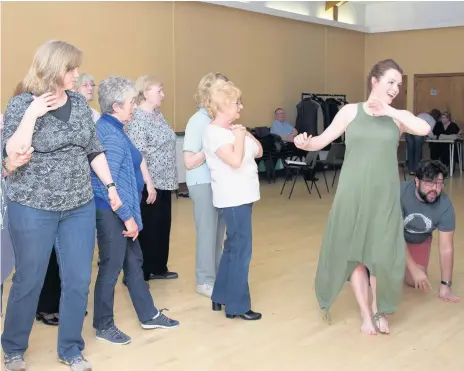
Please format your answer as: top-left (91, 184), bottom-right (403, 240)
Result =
top-left (93, 208), bottom-right (158, 331)
top-left (430, 142), bottom-right (456, 170)
top-left (405, 134), bottom-right (424, 173)
top-left (211, 203), bottom-right (253, 315)
top-left (37, 248), bottom-right (61, 314)
top-left (138, 187), bottom-right (172, 278)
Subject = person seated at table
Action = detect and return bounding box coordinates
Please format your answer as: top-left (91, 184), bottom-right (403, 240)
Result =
top-left (417, 109), bottom-right (441, 138)
top-left (407, 109), bottom-right (441, 174)
top-left (402, 160), bottom-right (459, 303)
top-left (271, 108), bottom-right (297, 142)
top-left (430, 112), bottom-right (460, 168)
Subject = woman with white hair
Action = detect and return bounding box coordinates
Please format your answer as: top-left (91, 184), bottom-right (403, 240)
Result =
top-left (74, 72), bottom-right (100, 122)
top-left (91, 76), bottom-right (179, 346)
top-left (203, 80), bottom-right (263, 321)
top-left (183, 72), bottom-right (228, 298)
top-left (1, 40), bottom-right (122, 371)
top-left (126, 75), bottom-right (178, 281)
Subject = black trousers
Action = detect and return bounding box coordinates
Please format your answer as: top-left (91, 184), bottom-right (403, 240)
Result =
top-left (37, 247), bottom-right (61, 314)
top-left (138, 187), bottom-right (172, 278)
top-left (430, 143), bottom-right (457, 170)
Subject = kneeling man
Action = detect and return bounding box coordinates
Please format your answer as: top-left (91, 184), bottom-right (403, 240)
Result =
top-left (401, 160), bottom-right (459, 302)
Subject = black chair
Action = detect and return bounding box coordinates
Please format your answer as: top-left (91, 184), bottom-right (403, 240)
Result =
top-left (317, 142), bottom-right (345, 190)
top-left (280, 151), bottom-right (321, 199)
top-left (397, 141), bottom-right (407, 180)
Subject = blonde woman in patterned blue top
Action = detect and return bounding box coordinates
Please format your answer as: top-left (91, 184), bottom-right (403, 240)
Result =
top-left (1, 40), bottom-right (122, 371)
top-left (127, 75), bottom-right (179, 281)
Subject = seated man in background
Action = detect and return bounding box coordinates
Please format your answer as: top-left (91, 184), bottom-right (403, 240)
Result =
top-left (401, 160), bottom-right (459, 303)
top-left (271, 108), bottom-right (297, 142)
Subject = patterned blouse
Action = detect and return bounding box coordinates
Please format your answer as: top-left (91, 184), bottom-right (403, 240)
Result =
top-left (127, 108), bottom-right (178, 191)
top-left (2, 91), bottom-right (104, 211)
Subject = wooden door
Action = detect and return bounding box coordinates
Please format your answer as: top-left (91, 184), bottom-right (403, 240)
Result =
top-left (414, 74), bottom-right (464, 125)
top-left (391, 75), bottom-right (407, 110)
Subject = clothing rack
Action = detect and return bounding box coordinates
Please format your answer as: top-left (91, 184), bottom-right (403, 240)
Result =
top-left (299, 92), bottom-right (347, 143)
top-left (301, 92), bottom-right (347, 101)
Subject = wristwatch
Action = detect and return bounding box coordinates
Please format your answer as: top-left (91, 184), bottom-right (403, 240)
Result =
top-left (106, 182), bottom-right (116, 190)
top-left (440, 280), bottom-right (452, 287)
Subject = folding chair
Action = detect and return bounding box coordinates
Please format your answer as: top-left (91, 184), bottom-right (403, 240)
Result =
top-left (397, 141), bottom-right (407, 180)
top-left (280, 151), bottom-right (321, 199)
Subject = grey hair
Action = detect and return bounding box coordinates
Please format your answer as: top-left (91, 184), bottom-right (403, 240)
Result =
top-left (75, 73), bottom-right (94, 90)
top-left (98, 76), bottom-right (136, 114)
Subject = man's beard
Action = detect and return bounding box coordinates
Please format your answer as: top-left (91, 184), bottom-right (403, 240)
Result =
top-left (418, 187), bottom-right (440, 204)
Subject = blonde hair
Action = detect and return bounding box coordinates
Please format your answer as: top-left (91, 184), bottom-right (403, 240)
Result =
top-left (195, 72), bottom-right (229, 107)
top-left (20, 40), bottom-right (82, 96)
top-left (74, 73), bottom-right (95, 90)
top-left (135, 75), bottom-right (162, 105)
top-left (205, 80), bottom-right (241, 118)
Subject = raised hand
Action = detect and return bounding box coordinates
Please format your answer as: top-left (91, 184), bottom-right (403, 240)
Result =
top-left (231, 124), bottom-right (246, 138)
top-left (367, 98), bottom-right (394, 117)
top-left (294, 132), bottom-right (312, 150)
top-left (29, 92), bottom-right (59, 118)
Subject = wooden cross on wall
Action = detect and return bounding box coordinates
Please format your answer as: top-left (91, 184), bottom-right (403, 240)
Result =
top-left (325, 1), bottom-right (348, 21)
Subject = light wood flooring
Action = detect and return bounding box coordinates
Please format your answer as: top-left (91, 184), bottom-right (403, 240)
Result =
top-left (2, 170), bottom-right (464, 371)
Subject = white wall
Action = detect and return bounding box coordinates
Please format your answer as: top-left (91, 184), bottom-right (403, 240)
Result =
top-left (365, 1), bottom-right (464, 33)
top-left (203, 1), bottom-right (368, 32)
top-left (203, 1), bottom-right (464, 34)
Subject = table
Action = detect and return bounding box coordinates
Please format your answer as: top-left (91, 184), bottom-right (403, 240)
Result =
top-left (400, 135), bottom-right (463, 177)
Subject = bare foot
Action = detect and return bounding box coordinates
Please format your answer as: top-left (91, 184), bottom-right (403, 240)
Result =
top-left (360, 314), bottom-right (377, 335)
top-left (373, 314), bottom-right (390, 334)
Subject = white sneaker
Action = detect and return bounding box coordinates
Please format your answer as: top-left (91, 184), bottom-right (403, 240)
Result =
top-left (196, 283), bottom-right (214, 298)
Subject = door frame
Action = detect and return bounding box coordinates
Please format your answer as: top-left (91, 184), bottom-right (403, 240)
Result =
top-left (413, 72), bottom-right (464, 114)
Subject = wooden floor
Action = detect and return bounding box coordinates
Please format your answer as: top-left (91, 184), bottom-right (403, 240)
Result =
top-left (2, 170), bottom-right (464, 371)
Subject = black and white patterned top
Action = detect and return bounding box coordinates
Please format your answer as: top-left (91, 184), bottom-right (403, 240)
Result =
top-left (2, 91), bottom-right (104, 211)
top-left (127, 108), bottom-right (178, 191)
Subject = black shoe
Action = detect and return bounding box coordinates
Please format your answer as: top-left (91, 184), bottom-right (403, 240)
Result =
top-left (36, 312), bottom-right (59, 326)
top-left (212, 302), bottom-right (222, 311)
top-left (226, 310), bottom-right (262, 321)
top-left (149, 272), bottom-right (178, 280)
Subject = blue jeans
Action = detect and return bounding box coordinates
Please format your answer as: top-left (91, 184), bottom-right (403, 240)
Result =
top-left (406, 134), bottom-right (424, 173)
top-left (93, 208), bottom-right (158, 330)
top-left (1, 200), bottom-right (96, 361)
top-left (211, 203), bottom-right (253, 315)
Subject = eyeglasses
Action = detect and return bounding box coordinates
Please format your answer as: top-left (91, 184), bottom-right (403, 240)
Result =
top-left (421, 179), bottom-right (445, 188)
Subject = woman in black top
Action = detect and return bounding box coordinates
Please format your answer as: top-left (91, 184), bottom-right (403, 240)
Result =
top-left (431, 112), bottom-right (460, 169)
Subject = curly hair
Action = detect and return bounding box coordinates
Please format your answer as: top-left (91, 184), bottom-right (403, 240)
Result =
top-left (415, 160), bottom-right (449, 181)
top-left (204, 80), bottom-right (241, 118)
top-left (195, 72), bottom-right (229, 107)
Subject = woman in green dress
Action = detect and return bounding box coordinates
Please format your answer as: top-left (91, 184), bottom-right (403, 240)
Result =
top-left (294, 59), bottom-right (431, 335)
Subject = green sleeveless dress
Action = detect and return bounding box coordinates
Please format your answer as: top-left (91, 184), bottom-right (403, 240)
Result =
top-left (315, 103), bottom-right (406, 321)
